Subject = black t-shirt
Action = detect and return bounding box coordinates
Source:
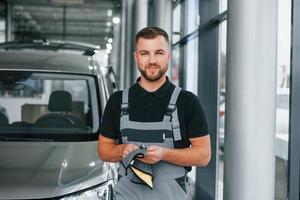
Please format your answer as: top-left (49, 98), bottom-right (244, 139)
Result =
top-left (100, 78), bottom-right (209, 148)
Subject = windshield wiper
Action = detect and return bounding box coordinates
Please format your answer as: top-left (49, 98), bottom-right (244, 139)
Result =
top-left (0, 136), bottom-right (54, 142)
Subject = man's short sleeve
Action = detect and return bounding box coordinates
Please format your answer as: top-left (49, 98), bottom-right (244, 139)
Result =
top-left (99, 91), bottom-right (122, 139)
top-left (184, 92), bottom-right (209, 138)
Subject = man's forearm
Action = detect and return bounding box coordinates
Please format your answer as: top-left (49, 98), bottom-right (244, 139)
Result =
top-left (136, 135), bottom-right (211, 166)
top-left (98, 135), bottom-right (138, 162)
top-left (98, 141), bottom-right (124, 162)
top-left (162, 146), bottom-right (210, 167)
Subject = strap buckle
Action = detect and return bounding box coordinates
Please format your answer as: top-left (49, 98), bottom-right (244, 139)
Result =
top-left (121, 103), bottom-right (129, 115)
top-left (166, 104), bottom-right (176, 116)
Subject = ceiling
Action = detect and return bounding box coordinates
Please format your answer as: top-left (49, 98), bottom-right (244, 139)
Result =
top-left (3, 0), bottom-right (121, 47)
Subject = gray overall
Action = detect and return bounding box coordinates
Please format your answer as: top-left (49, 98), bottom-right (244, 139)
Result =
top-left (115, 87), bottom-right (189, 200)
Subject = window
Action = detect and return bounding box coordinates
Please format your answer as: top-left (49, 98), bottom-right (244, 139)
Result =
top-left (183, 0), bottom-right (199, 94)
top-left (0, 20), bottom-right (5, 42)
top-left (171, 0), bottom-right (199, 93)
top-left (184, 37), bottom-right (198, 94)
top-left (275, 0), bottom-right (291, 198)
top-left (0, 71), bottom-right (100, 141)
top-left (171, 46), bottom-right (180, 86)
top-left (172, 3), bottom-right (181, 44)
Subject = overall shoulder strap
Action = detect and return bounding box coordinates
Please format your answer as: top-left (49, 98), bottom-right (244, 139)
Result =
top-left (164, 87), bottom-right (182, 141)
top-left (121, 88), bottom-right (129, 115)
top-left (169, 87), bottom-right (181, 105)
top-left (120, 89), bottom-right (130, 130)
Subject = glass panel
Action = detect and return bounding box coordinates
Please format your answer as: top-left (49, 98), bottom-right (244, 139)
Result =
top-left (0, 71), bottom-right (99, 140)
top-left (185, 0), bottom-right (199, 35)
top-left (184, 37), bottom-right (198, 94)
top-left (219, 0), bottom-right (227, 14)
top-left (0, 19), bottom-right (4, 42)
top-left (275, 0), bottom-right (291, 199)
top-left (171, 47), bottom-right (180, 86)
top-left (218, 18), bottom-right (227, 200)
top-left (172, 4), bottom-right (181, 44)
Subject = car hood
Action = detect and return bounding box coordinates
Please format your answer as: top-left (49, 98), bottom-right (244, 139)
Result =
top-left (0, 141), bottom-right (109, 199)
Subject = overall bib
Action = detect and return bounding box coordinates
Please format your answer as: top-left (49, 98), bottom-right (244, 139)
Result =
top-left (115, 87), bottom-right (189, 200)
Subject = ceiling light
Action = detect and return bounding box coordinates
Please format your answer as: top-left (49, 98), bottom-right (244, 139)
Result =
top-left (108, 38), bottom-right (113, 43)
top-left (106, 43), bottom-right (112, 50)
top-left (107, 9), bottom-right (113, 17)
top-left (106, 22), bottom-right (112, 27)
top-left (112, 17), bottom-right (120, 24)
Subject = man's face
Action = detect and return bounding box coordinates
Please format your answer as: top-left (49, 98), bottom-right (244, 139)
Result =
top-left (134, 35), bottom-right (171, 81)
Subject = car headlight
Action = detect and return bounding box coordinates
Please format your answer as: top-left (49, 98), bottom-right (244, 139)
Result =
top-left (60, 180), bottom-right (114, 200)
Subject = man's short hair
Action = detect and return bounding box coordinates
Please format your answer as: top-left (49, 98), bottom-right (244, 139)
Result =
top-left (135, 26), bottom-right (169, 46)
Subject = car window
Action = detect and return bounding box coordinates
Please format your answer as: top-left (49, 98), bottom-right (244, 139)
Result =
top-left (105, 67), bottom-right (119, 94)
top-left (0, 71), bottom-right (100, 141)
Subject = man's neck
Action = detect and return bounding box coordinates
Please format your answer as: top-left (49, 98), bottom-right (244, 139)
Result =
top-left (138, 76), bottom-right (167, 92)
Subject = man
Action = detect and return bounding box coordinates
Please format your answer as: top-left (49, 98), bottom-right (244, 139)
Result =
top-left (98, 26), bottom-right (211, 200)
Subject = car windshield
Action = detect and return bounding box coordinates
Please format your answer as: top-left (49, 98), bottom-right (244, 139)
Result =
top-left (0, 71), bottom-right (100, 141)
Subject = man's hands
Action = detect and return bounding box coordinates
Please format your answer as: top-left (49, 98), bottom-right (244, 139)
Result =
top-left (98, 135), bottom-right (167, 163)
top-left (121, 144), bottom-right (167, 164)
top-left (139, 145), bottom-right (167, 164)
top-left (122, 144), bottom-right (166, 164)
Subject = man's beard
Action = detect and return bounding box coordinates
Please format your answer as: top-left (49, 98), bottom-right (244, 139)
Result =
top-left (138, 64), bottom-right (167, 81)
